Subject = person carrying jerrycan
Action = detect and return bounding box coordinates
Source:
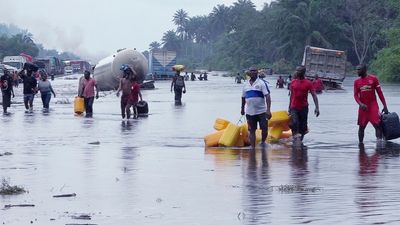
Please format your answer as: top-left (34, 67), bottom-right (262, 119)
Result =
top-left (241, 66), bottom-right (271, 149)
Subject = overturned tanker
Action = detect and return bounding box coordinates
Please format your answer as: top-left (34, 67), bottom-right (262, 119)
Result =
top-left (94, 48), bottom-right (148, 91)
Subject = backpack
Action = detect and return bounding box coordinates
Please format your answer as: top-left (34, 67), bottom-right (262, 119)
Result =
top-left (175, 76), bottom-right (184, 87)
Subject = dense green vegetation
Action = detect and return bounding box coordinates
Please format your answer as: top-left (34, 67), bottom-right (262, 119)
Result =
top-left (152, 0), bottom-right (400, 80)
top-left (0, 23), bottom-right (79, 61)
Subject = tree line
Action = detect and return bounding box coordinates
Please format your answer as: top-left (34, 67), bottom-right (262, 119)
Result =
top-left (0, 23), bottom-right (80, 62)
top-left (150, 0), bottom-right (400, 81)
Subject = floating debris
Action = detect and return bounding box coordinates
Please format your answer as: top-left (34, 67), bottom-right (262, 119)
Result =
top-left (237, 211), bottom-right (246, 220)
top-left (267, 184), bottom-right (323, 193)
top-left (0, 178), bottom-right (26, 195)
top-left (53, 193), bottom-right (77, 198)
top-left (4, 204), bottom-right (35, 208)
top-left (71, 214), bottom-right (91, 220)
top-left (0, 152), bottom-right (12, 157)
top-left (66, 224), bottom-right (97, 225)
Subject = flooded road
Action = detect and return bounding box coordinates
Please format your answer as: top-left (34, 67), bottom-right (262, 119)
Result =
top-left (1, 73), bottom-right (400, 225)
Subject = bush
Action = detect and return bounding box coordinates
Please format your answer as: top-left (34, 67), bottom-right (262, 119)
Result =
top-left (370, 45), bottom-right (400, 82)
top-left (370, 29), bottom-right (400, 82)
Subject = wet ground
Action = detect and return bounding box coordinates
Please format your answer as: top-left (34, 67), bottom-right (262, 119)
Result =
top-left (1, 73), bottom-right (400, 225)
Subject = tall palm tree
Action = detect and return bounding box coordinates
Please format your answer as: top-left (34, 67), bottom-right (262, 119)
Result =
top-left (186, 16), bottom-right (210, 44)
top-left (173, 9), bottom-right (189, 40)
top-left (209, 4), bottom-right (231, 39)
top-left (270, 0), bottom-right (334, 63)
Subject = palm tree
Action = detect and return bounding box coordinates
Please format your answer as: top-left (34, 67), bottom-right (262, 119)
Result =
top-left (270, 1), bottom-right (334, 63)
top-left (186, 16), bottom-right (210, 44)
top-left (149, 41), bottom-right (161, 51)
top-left (209, 4), bottom-right (231, 39)
top-left (162, 30), bottom-right (180, 51)
top-left (173, 9), bottom-right (189, 40)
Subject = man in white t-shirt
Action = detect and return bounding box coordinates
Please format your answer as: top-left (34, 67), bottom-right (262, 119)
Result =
top-left (241, 66), bottom-right (271, 149)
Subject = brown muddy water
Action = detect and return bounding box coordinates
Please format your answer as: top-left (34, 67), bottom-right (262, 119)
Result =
top-left (1, 73), bottom-right (400, 225)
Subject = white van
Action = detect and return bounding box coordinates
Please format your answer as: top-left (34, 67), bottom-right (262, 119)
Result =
top-left (2, 56), bottom-right (27, 71)
top-left (64, 66), bottom-right (73, 75)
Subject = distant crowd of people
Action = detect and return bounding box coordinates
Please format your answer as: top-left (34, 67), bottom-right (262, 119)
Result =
top-left (0, 64), bottom-right (56, 114)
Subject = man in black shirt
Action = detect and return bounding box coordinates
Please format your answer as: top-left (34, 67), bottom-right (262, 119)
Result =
top-left (1, 69), bottom-right (15, 114)
top-left (19, 67), bottom-right (38, 112)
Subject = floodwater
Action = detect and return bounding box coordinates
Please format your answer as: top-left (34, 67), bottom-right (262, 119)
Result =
top-left (1, 73), bottom-right (400, 225)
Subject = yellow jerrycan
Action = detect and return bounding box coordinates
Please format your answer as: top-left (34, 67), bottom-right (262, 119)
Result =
top-left (74, 96), bottom-right (85, 114)
top-left (218, 123), bottom-right (241, 147)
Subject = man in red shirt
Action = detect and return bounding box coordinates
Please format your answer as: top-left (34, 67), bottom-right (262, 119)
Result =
top-left (312, 75), bottom-right (324, 94)
top-left (80, 70), bottom-right (99, 118)
top-left (289, 66), bottom-right (320, 143)
top-left (354, 64), bottom-right (388, 143)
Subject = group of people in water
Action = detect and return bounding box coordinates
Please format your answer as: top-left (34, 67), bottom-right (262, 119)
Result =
top-left (0, 65), bottom-right (56, 114)
top-left (241, 64), bottom-right (389, 149)
top-left (115, 65), bottom-right (143, 119)
top-left (1, 62), bottom-right (390, 147)
top-left (0, 63), bottom-right (143, 119)
top-left (77, 64), bottom-right (143, 119)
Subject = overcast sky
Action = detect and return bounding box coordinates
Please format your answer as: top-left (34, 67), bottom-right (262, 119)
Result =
top-left (0, 0), bottom-right (271, 62)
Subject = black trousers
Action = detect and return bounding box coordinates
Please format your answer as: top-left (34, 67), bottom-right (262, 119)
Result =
top-left (84, 97), bottom-right (94, 116)
top-left (174, 87), bottom-right (183, 103)
top-left (289, 106), bottom-right (308, 135)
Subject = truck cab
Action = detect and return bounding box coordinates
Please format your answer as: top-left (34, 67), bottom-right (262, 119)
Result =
top-left (2, 56), bottom-right (27, 71)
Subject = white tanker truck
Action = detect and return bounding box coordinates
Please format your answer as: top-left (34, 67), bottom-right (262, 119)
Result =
top-left (93, 48), bottom-right (149, 91)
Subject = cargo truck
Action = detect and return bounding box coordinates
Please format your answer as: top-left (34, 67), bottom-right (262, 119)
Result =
top-left (34, 57), bottom-right (63, 76)
top-left (2, 56), bottom-right (28, 71)
top-left (148, 50), bottom-right (176, 80)
top-left (302, 46), bottom-right (347, 89)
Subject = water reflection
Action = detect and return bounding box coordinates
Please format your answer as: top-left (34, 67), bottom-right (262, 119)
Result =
top-left (242, 149), bottom-right (271, 224)
top-left (376, 141), bottom-right (400, 157)
top-left (81, 117), bottom-right (94, 128)
top-left (121, 120), bottom-right (134, 132)
top-left (356, 142), bottom-right (400, 224)
top-left (356, 143), bottom-right (381, 224)
top-left (290, 145), bottom-right (312, 224)
top-left (358, 143), bottom-right (379, 176)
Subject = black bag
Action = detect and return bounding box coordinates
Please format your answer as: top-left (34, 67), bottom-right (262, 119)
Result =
top-left (136, 101), bottom-right (148, 115)
top-left (381, 112), bottom-right (400, 140)
top-left (23, 62), bottom-right (39, 72)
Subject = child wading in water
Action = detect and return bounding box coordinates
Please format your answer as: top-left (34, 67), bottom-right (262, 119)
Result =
top-left (128, 76), bottom-right (143, 119)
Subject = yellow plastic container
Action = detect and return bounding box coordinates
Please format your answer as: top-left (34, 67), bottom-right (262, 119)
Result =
top-left (214, 118), bottom-right (231, 131)
top-left (218, 123), bottom-right (241, 147)
top-left (239, 123), bottom-right (250, 146)
top-left (235, 134), bottom-right (245, 147)
top-left (280, 130), bottom-right (292, 139)
top-left (204, 130), bottom-right (224, 147)
top-left (268, 111), bottom-right (290, 127)
top-left (74, 96), bottom-right (85, 114)
top-left (269, 126), bottom-right (284, 140)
